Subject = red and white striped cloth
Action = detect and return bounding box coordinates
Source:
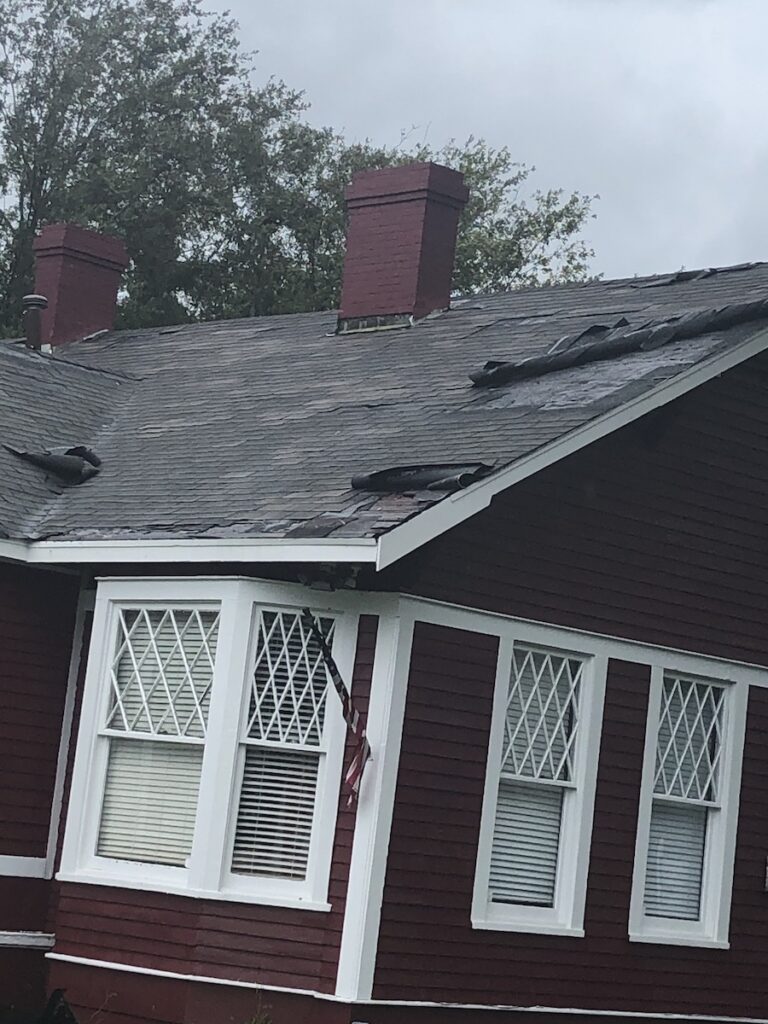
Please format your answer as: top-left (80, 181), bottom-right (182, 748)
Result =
top-left (301, 609), bottom-right (371, 805)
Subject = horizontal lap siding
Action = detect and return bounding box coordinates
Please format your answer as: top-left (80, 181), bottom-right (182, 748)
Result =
top-left (48, 615), bottom-right (378, 997)
top-left (0, 564), bottom-right (78, 859)
top-left (46, 961), bottom-right (353, 1024)
top-left (377, 656), bottom-right (768, 1015)
top-left (374, 356), bottom-right (768, 1014)
top-left (0, 949), bottom-right (48, 1016)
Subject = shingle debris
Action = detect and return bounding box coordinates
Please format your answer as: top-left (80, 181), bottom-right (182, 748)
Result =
top-left (630, 262), bottom-right (758, 289)
top-left (352, 463), bottom-right (493, 493)
top-left (469, 298), bottom-right (768, 388)
top-left (3, 444), bottom-right (101, 485)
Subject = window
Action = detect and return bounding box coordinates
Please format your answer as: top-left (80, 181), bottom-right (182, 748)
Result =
top-left (97, 606), bottom-right (219, 867)
top-left (226, 610), bottom-right (337, 892)
top-left (473, 635), bottom-right (607, 935)
top-left (629, 667), bottom-right (748, 947)
top-left (60, 579), bottom-right (355, 909)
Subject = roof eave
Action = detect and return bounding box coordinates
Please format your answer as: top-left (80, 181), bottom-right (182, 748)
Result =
top-left (0, 536), bottom-right (378, 566)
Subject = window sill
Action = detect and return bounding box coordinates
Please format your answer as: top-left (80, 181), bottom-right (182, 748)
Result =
top-left (55, 870), bottom-right (332, 913)
top-left (472, 916), bottom-right (585, 938)
top-left (629, 930), bottom-right (729, 950)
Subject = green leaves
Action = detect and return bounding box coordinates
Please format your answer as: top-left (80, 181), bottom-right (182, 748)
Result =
top-left (0, 0), bottom-right (597, 336)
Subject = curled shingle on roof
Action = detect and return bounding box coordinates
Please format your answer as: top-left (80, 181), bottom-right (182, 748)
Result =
top-left (469, 298), bottom-right (768, 388)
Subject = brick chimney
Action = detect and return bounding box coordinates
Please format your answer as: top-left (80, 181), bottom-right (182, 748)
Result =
top-left (337, 162), bottom-right (469, 333)
top-left (32, 223), bottom-right (129, 346)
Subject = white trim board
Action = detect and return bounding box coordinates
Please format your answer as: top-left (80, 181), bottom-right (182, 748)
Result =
top-left (45, 584), bottom-right (94, 877)
top-left (376, 326), bottom-right (768, 568)
top-left (23, 537), bottom-right (378, 565)
top-left (45, 954), bottom-right (768, 1023)
top-left (0, 855), bottom-right (48, 878)
top-left (400, 596), bottom-right (768, 687)
top-left (0, 931), bottom-right (55, 949)
top-left (335, 610), bottom-right (416, 1001)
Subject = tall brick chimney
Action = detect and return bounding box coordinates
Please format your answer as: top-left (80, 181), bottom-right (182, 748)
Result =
top-left (32, 223), bottom-right (129, 346)
top-left (337, 162), bottom-right (469, 333)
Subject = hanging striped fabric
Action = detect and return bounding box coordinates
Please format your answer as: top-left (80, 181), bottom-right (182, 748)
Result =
top-left (301, 609), bottom-right (371, 805)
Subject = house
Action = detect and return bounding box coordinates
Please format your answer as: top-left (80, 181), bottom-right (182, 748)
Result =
top-left (3, 160), bottom-right (768, 1024)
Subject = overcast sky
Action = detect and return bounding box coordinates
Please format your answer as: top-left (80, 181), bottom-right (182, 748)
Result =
top-left (210, 0), bottom-right (768, 281)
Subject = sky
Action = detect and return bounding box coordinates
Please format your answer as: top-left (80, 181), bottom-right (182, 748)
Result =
top-left (206, 0), bottom-right (768, 282)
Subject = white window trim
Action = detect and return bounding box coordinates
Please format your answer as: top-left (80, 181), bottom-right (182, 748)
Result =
top-left (59, 576), bottom-right (360, 911)
top-left (472, 626), bottom-right (608, 937)
top-left (628, 665), bottom-right (748, 949)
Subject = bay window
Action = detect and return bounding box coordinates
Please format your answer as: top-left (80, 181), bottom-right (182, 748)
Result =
top-left (60, 579), bottom-right (355, 909)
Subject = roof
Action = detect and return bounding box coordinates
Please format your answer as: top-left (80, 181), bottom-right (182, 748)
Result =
top-left (3, 261), bottom-right (768, 566)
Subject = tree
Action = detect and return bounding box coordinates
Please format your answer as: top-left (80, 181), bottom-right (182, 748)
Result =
top-left (0, 0), bottom-right (597, 336)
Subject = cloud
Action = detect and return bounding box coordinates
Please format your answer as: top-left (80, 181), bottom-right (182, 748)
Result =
top-left (209, 0), bottom-right (768, 279)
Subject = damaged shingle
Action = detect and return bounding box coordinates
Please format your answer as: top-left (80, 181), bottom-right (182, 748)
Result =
top-left (3, 444), bottom-right (101, 484)
top-left (630, 262), bottom-right (758, 289)
top-left (352, 463), bottom-right (493, 493)
top-left (469, 299), bottom-right (768, 388)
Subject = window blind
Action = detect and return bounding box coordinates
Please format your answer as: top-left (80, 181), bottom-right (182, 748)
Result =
top-left (97, 738), bottom-right (203, 866)
top-left (489, 780), bottom-right (563, 905)
top-left (231, 747), bottom-right (320, 878)
top-left (645, 801), bottom-right (707, 920)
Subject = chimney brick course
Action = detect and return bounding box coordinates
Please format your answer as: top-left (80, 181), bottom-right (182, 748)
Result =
top-left (338, 162), bottom-right (469, 332)
top-left (32, 223), bottom-right (129, 346)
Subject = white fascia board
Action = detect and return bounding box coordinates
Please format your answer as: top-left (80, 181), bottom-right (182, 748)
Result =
top-left (24, 537), bottom-right (378, 565)
top-left (376, 327), bottom-right (768, 569)
top-left (0, 538), bottom-right (30, 563)
top-left (0, 931), bottom-right (55, 949)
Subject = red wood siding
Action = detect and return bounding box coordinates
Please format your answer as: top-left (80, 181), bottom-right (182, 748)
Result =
top-left (47, 960), bottom-right (353, 1024)
top-left (0, 950), bottom-right (48, 1017)
top-left (0, 563), bottom-right (78, 860)
top-left (372, 355), bottom-right (768, 1014)
top-left (376, 643), bottom-right (768, 1016)
top-left (379, 354), bottom-right (768, 666)
top-left (0, 564), bottom-right (78, 1014)
top-left (47, 615), bottom-right (378, 995)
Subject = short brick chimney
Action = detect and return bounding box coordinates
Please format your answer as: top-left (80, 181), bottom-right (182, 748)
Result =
top-left (337, 162), bottom-right (469, 333)
top-left (32, 223), bottom-right (129, 346)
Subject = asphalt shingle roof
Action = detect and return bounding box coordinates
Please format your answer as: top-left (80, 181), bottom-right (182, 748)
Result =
top-left (3, 262), bottom-right (768, 544)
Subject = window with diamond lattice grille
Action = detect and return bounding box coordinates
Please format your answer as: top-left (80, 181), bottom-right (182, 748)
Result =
top-left (230, 609), bottom-right (335, 881)
top-left (643, 674), bottom-right (726, 921)
top-left (488, 645), bottom-right (584, 908)
top-left (97, 606), bottom-right (220, 867)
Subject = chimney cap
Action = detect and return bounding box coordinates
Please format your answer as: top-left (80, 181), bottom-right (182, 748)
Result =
top-left (345, 161), bottom-right (469, 206)
top-left (33, 222), bottom-right (129, 272)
